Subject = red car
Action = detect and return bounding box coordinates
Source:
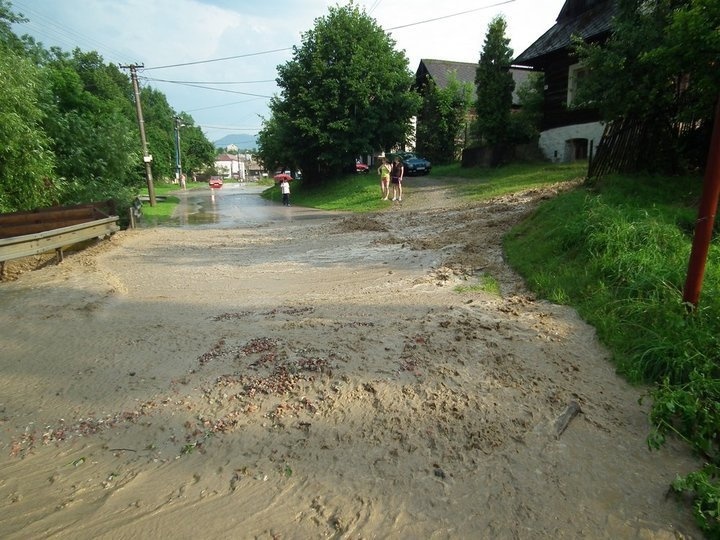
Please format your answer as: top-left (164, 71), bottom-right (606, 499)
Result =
top-left (355, 162), bottom-right (369, 173)
top-left (209, 176), bottom-right (223, 188)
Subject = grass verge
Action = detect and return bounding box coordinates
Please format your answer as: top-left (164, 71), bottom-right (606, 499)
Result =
top-left (504, 172), bottom-right (720, 536)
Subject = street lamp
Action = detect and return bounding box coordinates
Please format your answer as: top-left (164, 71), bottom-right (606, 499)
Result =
top-left (173, 116), bottom-right (185, 183)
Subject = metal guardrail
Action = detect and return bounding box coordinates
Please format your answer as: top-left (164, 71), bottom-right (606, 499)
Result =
top-left (0, 216), bottom-right (119, 275)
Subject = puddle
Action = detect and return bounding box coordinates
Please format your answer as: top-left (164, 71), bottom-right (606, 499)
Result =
top-left (141, 183), bottom-right (341, 228)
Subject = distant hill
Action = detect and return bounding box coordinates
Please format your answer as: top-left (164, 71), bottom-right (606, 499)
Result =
top-left (213, 133), bottom-right (257, 150)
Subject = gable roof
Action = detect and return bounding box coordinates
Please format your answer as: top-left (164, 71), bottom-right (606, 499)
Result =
top-left (419, 59), bottom-right (476, 90)
top-left (416, 59), bottom-right (534, 106)
top-left (514, 0), bottom-right (618, 66)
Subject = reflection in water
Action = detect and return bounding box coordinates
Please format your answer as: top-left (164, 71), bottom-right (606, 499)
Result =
top-left (140, 183), bottom-right (340, 229)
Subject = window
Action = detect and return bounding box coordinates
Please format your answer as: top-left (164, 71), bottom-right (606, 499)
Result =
top-left (567, 62), bottom-right (590, 107)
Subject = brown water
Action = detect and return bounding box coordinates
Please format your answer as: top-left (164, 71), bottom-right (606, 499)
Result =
top-left (145, 182), bottom-right (341, 228)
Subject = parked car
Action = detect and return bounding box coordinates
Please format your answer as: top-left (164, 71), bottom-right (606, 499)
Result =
top-left (209, 176), bottom-right (224, 188)
top-left (389, 152), bottom-right (432, 176)
top-left (344, 161), bottom-right (369, 174)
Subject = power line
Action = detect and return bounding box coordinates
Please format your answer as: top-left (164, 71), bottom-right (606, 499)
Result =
top-left (387, 0), bottom-right (516, 31)
top-left (143, 0), bottom-right (516, 71)
top-left (143, 47), bottom-right (292, 71)
top-left (185, 99), bottom-right (265, 113)
top-left (139, 77), bottom-right (273, 98)
top-left (12, 0), bottom-right (130, 65)
top-left (367, 0), bottom-right (384, 16)
top-left (144, 78), bottom-right (275, 85)
top-left (199, 125), bottom-right (261, 132)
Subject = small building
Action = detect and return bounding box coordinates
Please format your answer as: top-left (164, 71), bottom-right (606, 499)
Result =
top-left (214, 153), bottom-right (241, 178)
top-left (514, 0), bottom-right (618, 162)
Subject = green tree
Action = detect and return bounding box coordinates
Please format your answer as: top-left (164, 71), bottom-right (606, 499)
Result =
top-left (140, 86), bottom-right (178, 181)
top-left (176, 112), bottom-right (216, 178)
top-left (576, 0), bottom-right (720, 171)
top-left (257, 4), bottom-right (420, 184)
top-left (473, 15), bottom-right (515, 148)
top-left (0, 5), bottom-right (56, 211)
top-left (0, 0), bottom-right (224, 211)
top-left (42, 49), bottom-right (141, 204)
top-left (507, 72), bottom-right (545, 144)
top-left (0, 0), bottom-right (26, 52)
top-left (416, 74), bottom-right (473, 164)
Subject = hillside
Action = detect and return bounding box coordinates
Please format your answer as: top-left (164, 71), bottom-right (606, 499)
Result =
top-left (213, 133), bottom-right (257, 149)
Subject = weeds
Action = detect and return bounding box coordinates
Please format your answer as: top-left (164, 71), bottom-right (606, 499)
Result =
top-left (454, 274), bottom-right (501, 295)
top-left (505, 172), bottom-right (720, 535)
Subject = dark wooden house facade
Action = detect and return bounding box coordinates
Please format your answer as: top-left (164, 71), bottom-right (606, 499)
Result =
top-left (514, 0), bottom-right (617, 162)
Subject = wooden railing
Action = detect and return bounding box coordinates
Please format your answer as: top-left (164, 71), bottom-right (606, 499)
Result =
top-left (0, 200), bottom-right (120, 276)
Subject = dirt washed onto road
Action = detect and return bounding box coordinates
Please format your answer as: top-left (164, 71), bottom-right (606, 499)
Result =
top-left (0, 178), bottom-right (702, 538)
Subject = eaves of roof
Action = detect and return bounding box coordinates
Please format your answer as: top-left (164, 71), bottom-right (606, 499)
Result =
top-left (417, 59), bottom-right (533, 105)
top-left (514, 1), bottom-right (618, 66)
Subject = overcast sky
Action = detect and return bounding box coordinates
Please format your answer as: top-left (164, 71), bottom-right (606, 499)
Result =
top-left (11, 0), bottom-right (566, 143)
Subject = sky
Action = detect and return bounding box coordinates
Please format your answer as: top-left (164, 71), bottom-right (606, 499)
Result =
top-left (10, 0), bottom-right (566, 144)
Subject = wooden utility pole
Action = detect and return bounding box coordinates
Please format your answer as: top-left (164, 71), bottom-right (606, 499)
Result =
top-left (683, 96), bottom-right (720, 308)
top-left (121, 63), bottom-right (156, 206)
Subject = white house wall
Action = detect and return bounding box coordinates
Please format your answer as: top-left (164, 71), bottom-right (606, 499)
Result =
top-left (539, 121), bottom-right (605, 163)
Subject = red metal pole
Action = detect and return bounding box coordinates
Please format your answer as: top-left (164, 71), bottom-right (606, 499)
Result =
top-left (683, 97), bottom-right (720, 308)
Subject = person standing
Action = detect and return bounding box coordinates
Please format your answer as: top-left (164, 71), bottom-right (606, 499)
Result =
top-left (391, 156), bottom-right (404, 202)
top-left (280, 178), bottom-right (291, 206)
top-left (377, 157), bottom-right (391, 200)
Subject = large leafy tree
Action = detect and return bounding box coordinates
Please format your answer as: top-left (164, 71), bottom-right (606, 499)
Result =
top-left (141, 86), bottom-right (180, 181)
top-left (474, 15), bottom-right (515, 148)
top-left (42, 49), bottom-right (141, 203)
top-left (0, 2), bottom-right (55, 212)
top-left (416, 74), bottom-right (473, 164)
top-left (138, 91), bottom-right (216, 181)
top-left (257, 4), bottom-right (420, 184)
top-left (576, 0), bottom-right (720, 171)
top-left (0, 0), bottom-right (216, 212)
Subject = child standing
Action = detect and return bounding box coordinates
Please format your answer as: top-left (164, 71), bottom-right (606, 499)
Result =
top-left (377, 157), bottom-right (391, 200)
top-left (391, 156), bottom-right (404, 202)
top-left (280, 179), bottom-right (291, 206)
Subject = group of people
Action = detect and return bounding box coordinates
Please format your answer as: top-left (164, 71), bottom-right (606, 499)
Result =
top-left (278, 155), bottom-right (404, 207)
top-left (377, 155), bottom-right (403, 202)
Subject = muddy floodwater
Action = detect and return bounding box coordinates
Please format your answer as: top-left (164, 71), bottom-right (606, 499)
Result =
top-left (149, 182), bottom-right (340, 228)
top-left (0, 178), bottom-right (703, 539)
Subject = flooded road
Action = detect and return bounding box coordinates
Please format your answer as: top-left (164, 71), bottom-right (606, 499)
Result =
top-left (148, 182), bottom-right (342, 228)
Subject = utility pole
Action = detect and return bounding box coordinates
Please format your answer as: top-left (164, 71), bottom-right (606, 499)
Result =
top-left (174, 116), bottom-right (183, 182)
top-left (121, 63), bottom-right (156, 206)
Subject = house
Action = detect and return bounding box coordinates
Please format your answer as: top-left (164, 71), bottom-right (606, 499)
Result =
top-left (413, 59), bottom-right (535, 154)
top-left (214, 153), bottom-right (266, 180)
top-left (414, 59), bottom-right (533, 109)
top-left (514, 0), bottom-right (618, 162)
